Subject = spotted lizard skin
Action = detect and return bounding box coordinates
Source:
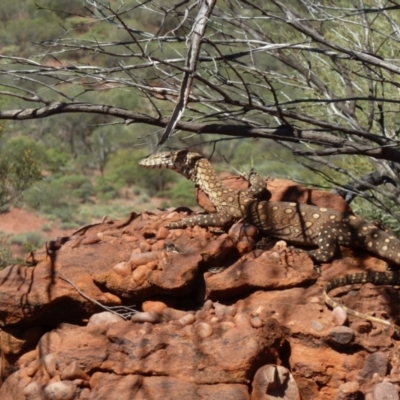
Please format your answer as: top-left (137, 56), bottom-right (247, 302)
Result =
top-left (323, 271), bottom-right (400, 332)
top-left (246, 199), bottom-right (400, 264)
top-left (139, 150), bottom-right (267, 228)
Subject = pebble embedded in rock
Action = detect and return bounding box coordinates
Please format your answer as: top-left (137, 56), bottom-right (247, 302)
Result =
top-left (131, 264), bottom-right (151, 285)
top-left (373, 381), bottom-right (399, 400)
top-left (214, 302), bottom-right (228, 317)
top-left (203, 300), bottom-right (213, 311)
top-left (131, 311), bottom-right (162, 323)
top-left (252, 364), bottom-right (300, 400)
top-left (162, 307), bottom-right (191, 321)
top-left (179, 314), bottom-right (196, 326)
top-left (129, 251), bottom-right (158, 267)
top-left (42, 354), bottom-right (58, 378)
top-left (43, 381), bottom-right (77, 400)
top-left (87, 311), bottom-right (125, 327)
top-left (195, 322), bottom-right (213, 338)
top-left (142, 301), bottom-right (168, 314)
top-left (250, 316), bottom-right (263, 328)
top-left (327, 326), bottom-right (355, 345)
top-left (332, 306), bottom-right (348, 326)
top-left (112, 261), bottom-right (131, 276)
top-left (60, 361), bottom-right (90, 381)
top-left (358, 352), bottom-right (388, 381)
top-left (336, 381), bottom-right (360, 400)
top-left (23, 382), bottom-right (42, 399)
top-left (310, 320), bottom-right (324, 332)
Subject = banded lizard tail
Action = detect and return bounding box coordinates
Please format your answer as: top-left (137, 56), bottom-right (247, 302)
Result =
top-left (324, 271), bottom-right (400, 332)
top-left (139, 150), bottom-right (267, 228)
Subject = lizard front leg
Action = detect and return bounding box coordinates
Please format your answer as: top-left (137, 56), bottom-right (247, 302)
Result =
top-left (240, 169), bottom-right (267, 199)
top-left (307, 231), bottom-right (341, 263)
top-left (166, 212), bottom-right (233, 229)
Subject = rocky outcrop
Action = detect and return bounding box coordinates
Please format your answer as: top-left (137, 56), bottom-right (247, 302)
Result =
top-left (0, 178), bottom-right (399, 400)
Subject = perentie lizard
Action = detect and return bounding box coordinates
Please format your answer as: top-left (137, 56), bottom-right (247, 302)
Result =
top-left (140, 150), bottom-right (400, 330)
top-left (140, 150), bottom-right (400, 265)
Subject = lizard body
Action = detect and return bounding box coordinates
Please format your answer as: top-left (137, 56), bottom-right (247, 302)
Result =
top-left (323, 271), bottom-right (400, 332)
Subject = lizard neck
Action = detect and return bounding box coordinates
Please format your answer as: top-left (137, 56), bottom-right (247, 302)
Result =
top-left (189, 158), bottom-right (231, 197)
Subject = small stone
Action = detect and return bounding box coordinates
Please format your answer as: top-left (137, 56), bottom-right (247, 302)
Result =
top-left (130, 251), bottom-right (158, 267)
top-left (61, 361), bottom-right (90, 381)
top-left (139, 241), bottom-right (152, 252)
top-left (151, 240), bottom-right (165, 251)
top-left (226, 305), bottom-right (237, 316)
top-left (359, 352), bottom-right (388, 381)
top-left (42, 354), bottom-right (58, 378)
top-left (327, 326), bottom-right (355, 344)
top-left (179, 314), bottom-right (196, 326)
top-left (214, 302), bottom-right (227, 317)
top-left (162, 307), bottom-right (190, 321)
top-left (250, 317), bottom-right (263, 328)
top-left (234, 313), bottom-right (251, 327)
top-left (23, 382), bottom-right (42, 399)
top-left (252, 364), bottom-right (300, 400)
top-left (112, 262), bottom-right (131, 276)
top-left (219, 321), bottom-right (236, 331)
top-left (332, 306), bottom-right (348, 326)
top-left (131, 311), bottom-right (162, 323)
top-left (156, 226), bottom-right (170, 240)
top-left (203, 300), bottom-right (213, 311)
top-left (131, 265), bottom-right (151, 286)
top-left (25, 359), bottom-right (41, 377)
top-left (43, 381), bottom-right (76, 400)
top-left (310, 320), bottom-right (325, 332)
top-left (87, 311), bottom-right (124, 327)
top-left (336, 381), bottom-right (360, 400)
top-left (195, 322), bottom-right (213, 338)
top-left (373, 382), bottom-right (399, 400)
top-left (81, 236), bottom-right (101, 245)
top-left (142, 301), bottom-right (168, 314)
top-left (309, 297), bottom-right (321, 304)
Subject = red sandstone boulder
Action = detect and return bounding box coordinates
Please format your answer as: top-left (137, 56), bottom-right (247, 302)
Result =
top-left (0, 179), bottom-right (398, 399)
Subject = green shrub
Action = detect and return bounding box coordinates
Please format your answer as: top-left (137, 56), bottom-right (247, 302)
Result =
top-left (0, 144), bottom-right (42, 209)
top-left (45, 148), bottom-right (71, 173)
top-left (56, 175), bottom-right (94, 202)
top-left (104, 149), bottom-right (178, 196)
top-left (10, 231), bottom-right (46, 253)
top-left (0, 236), bottom-right (14, 270)
top-left (94, 176), bottom-right (123, 201)
top-left (163, 179), bottom-right (197, 207)
top-left (23, 176), bottom-right (91, 222)
top-left (42, 224), bottom-right (52, 232)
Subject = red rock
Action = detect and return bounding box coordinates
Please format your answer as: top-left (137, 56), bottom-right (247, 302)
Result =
top-left (142, 300), bottom-right (168, 314)
top-left (89, 373), bottom-right (250, 400)
top-left (205, 249), bottom-right (317, 300)
top-left (0, 181), bottom-right (399, 399)
top-left (251, 365), bottom-right (300, 400)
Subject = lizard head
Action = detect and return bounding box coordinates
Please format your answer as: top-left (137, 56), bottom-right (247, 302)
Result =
top-left (139, 150), bottom-right (204, 180)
